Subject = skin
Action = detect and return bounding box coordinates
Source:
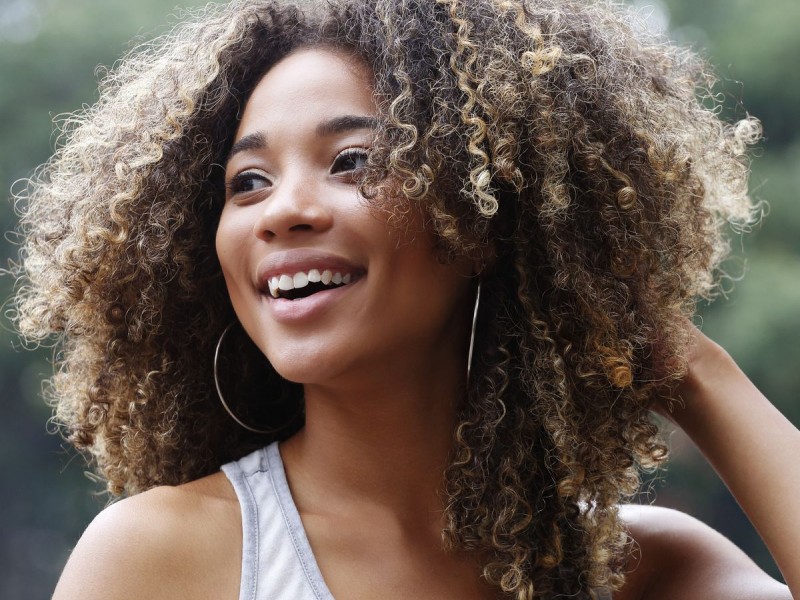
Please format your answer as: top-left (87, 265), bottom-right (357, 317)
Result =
top-left (51, 49), bottom-right (796, 600)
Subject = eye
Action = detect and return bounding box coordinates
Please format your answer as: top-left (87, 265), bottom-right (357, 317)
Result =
top-left (225, 170), bottom-right (272, 198)
top-left (330, 147), bottom-right (369, 177)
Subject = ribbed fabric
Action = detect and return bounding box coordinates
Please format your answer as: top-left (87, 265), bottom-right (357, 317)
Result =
top-left (221, 442), bottom-right (613, 600)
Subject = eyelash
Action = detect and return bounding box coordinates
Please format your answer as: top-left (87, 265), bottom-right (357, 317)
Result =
top-left (330, 147), bottom-right (369, 176)
top-left (225, 147), bottom-right (370, 199)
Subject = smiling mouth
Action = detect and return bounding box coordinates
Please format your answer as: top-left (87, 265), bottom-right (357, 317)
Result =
top-left (267, 269), bottom-right (358, 300)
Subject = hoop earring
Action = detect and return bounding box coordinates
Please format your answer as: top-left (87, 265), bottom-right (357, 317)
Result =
top-left (467, 281), bottom-right (481, 382)
top-left (214, 321), bottom-right (302, 434)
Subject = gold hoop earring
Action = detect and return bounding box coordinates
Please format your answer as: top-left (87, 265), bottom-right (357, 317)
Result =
top-left (467, 281), bottom-right (481, 382)
top-left (214, 321), bottom-right (302, 434)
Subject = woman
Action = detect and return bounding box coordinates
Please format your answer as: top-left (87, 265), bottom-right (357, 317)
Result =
top-left (13, 0), bottom-right (798, 598)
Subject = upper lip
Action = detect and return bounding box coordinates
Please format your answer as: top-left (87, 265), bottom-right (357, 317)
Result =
top-left (256, 249), bottom-right (366, 294)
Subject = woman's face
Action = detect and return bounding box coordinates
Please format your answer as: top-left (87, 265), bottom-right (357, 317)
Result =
top-left (216, 48), bottom-right (474, 386)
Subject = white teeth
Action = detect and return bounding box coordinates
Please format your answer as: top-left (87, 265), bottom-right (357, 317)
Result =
top-left (293, 272), bottom-right (309, 288)
top-left (278, 274), bottom-right (294, 291)
top-left (267, 269), bottom-right (356, 298)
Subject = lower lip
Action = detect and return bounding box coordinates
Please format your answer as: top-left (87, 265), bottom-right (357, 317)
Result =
top-left (264, 279), bottom-right (361, 323)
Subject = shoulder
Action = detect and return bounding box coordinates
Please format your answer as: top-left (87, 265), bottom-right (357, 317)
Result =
top-left (618, 504), bottom-right (791, 600)
top-left (52, 472), bottom-right (242, 600)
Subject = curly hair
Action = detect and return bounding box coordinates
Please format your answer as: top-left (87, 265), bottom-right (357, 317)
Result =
top-left (11, 0), bottom-right (760, 598)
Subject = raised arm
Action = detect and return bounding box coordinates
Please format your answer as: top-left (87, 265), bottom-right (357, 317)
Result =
top-left (664, 324), bottom-right (799, 597)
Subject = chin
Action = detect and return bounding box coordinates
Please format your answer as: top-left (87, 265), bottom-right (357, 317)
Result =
top-left (267, 350), bottom-right (349, 387)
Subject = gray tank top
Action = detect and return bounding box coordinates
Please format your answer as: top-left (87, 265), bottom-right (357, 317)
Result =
top-left (221, 442), bottom-right (333, 600)
top-left (221, 443), bottom-right (612, 600)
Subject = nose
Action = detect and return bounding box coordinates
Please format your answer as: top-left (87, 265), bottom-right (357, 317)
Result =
top-left (253, 173), bottom-right (333, 242)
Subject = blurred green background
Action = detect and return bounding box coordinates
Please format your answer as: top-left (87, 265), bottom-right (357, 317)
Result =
top-left (1, 0), bottom-right (798, 597)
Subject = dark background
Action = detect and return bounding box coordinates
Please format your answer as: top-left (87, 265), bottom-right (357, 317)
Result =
top-left (1, 1), bottom-right (798, 598)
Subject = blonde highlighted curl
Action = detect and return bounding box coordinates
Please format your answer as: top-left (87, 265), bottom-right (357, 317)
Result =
top-left (11, 1), bottom-right (759, 598)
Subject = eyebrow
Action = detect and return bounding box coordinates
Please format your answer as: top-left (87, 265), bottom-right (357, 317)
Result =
top-left (226, 131), bottom-right (267, 162)
top-left (225, 115), bottom-right (379, 164)
top-left (316, 115), bottom-right (379, 137)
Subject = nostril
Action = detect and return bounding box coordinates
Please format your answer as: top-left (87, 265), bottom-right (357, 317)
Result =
top-left (288, 223), bottom-right (314, 232)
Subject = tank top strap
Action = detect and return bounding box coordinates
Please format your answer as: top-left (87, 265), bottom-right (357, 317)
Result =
top-left (221, 442), bottom-right (335, 600)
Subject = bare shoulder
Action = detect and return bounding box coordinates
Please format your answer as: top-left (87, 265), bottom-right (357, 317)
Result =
top-left (618, 504), bottom-right (791, 600)
top-left (52, 471), bottom-right (242, 600)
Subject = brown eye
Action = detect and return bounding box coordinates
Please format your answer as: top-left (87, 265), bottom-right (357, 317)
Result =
top-left (330, 148), bottom-right (369, 176)
top-left (225, 171), bottom-right (272, 196)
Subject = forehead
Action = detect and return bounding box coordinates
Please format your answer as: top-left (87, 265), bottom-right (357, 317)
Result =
top-left (236, 47), bottom-right (376, 136)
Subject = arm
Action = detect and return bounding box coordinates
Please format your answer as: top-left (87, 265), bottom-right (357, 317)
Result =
top-left (655, 325), bottom-right (799, 597)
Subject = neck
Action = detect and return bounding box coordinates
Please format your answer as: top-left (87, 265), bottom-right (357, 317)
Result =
top-left (280, 350), bottom-right (465, 525)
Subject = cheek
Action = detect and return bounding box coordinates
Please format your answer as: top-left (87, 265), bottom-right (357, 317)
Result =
top-left (389, 245), bottom-right (474, 331)
top-left (215, 210), bottom-right (251, 297)
top-left (215, 210), bottom-right (232, 268)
